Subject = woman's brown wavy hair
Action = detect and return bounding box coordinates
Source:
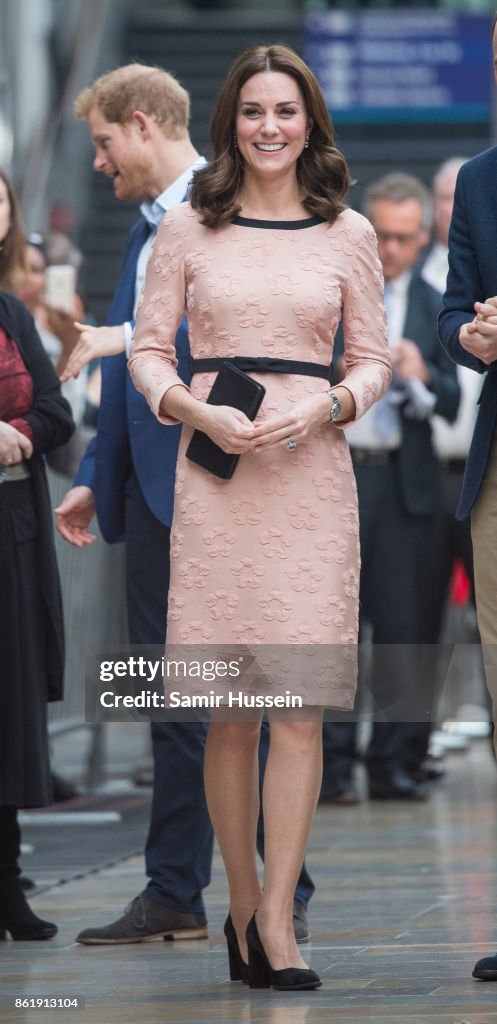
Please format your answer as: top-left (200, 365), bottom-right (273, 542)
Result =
top-left (190, 44), bottom-right (352, 229)
top-left (0, 168), bottom-right (27, 293)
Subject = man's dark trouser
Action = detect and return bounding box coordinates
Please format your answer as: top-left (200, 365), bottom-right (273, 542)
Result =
top-left (125, 470), bottom-right (314, 914)
top-left (323, 456), bottom-right (436, 788)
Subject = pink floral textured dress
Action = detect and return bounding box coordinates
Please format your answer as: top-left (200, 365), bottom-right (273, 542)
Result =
top-left (129, 204), bottom-right (390, 709)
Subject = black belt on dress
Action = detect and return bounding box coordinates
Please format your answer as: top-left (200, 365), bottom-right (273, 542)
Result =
top-left (190, 356), bottom-right (332, 380)
top-left (351, 447), bottom-right (398, 467)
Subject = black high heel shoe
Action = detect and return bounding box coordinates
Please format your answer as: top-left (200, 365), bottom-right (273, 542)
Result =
top-left (0, 881), bottom-right (57, 940)
top-left (246, 914), bottom-right (321, 991)
top-left (224, 913), bottom-right (248, 984)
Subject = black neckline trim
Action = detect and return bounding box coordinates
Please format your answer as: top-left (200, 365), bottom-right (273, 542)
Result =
top-left (232, 215), bottom-right (325, 230)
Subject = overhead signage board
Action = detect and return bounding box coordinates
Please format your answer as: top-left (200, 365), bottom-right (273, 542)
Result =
top-left (304, 11), bottom-right (493, 123)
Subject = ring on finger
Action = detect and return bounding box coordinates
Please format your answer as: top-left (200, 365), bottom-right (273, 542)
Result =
top-left (287, 437), bottom-right (297, 451)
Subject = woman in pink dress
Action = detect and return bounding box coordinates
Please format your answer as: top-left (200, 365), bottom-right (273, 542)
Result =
top-left (130, 44), bottom-right (390, 991)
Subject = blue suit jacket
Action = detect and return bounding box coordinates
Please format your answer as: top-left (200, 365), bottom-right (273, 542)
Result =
top-left (74, 217), bottom-right (191, 542)
top-left (438, 145), bottom-right (497, 520)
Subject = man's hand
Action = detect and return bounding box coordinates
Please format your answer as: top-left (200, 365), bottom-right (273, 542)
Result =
top-left (60, 324), bottom-right (126, 382)
top-left (54, 485), bottom-right (97, 547)
top-left (0, 422), bottom-right (33, 465)
top-left (391, 338), bottom-right (430, 384)
top-left (460, 298), bottom-right (497, 365)
top-left (475, 296), bottom-right (497, 322)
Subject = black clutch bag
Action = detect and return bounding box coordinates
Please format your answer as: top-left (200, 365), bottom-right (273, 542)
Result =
top-left (186, 361), bottom-right (266, 479)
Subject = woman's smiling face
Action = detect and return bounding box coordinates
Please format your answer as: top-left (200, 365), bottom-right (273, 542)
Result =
top-left (235, 71), bottom-right (310, 183)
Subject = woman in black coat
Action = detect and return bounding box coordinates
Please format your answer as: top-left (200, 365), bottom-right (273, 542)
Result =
top-left (0, 290), bottom-right (74, 939)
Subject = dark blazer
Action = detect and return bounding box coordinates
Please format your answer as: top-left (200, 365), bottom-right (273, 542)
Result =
top-left (336, 270), bottom-right (460, 517)
top-left (397, 273), bottom-right (459, 516)
top-left (0, 291), bottom-right (74, 700)
top-left (438, 145), bottom-right (497, 519)
top-left (74, 216), bottom-right (191, 543)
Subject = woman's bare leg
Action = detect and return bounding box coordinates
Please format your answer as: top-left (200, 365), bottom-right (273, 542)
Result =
top-left (204, 716), bottom-right (263, 961)
top-left (256, 712), bottom-right (324, 970)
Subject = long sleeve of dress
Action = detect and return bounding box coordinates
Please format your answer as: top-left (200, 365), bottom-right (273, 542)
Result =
top-left (128, 204), bottom-right (388, 683)
top-left (130, 205), bottom-right (391, 430)
top-left (336, 217), bottom-right (391, 425)
top-left (129, 210), bottom-right (190, 425)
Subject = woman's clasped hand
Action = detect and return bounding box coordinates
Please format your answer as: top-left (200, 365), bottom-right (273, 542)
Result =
top-left (199, 388), bottom-right (355, 455)
top-left (0, 421), bottom-right (33, 465)
top-left (196, 401), bottom-right (256, 454)
top-left (250, 388), bottom-right (354, 452)
top-left (128, 41), bottom-right (390, 992)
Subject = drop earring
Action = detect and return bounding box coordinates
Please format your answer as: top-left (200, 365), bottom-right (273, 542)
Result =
top-left (304, 135), bottom-right (309, 149)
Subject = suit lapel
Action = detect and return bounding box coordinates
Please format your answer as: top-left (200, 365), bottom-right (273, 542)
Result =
top-left (107, 218), bottom-right (151, 326)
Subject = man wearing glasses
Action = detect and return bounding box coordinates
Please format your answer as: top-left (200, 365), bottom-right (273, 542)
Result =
top-left (323, 173), bottom-right (459, 805)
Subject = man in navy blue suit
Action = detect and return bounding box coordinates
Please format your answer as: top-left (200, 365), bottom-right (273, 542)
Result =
top-left (55, 63), bottom-right (313, 944)
top-left (438, 12), bottom-right (497, 982)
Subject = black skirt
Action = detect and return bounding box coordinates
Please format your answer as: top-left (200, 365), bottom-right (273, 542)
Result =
top-left (0, 478), bottom-right (52, 808)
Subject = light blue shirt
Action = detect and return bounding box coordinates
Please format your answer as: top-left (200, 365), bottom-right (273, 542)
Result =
top-left (123, 157), bottom-right (207, 354)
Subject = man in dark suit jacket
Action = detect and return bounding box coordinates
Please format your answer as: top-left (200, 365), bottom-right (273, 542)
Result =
top-left (438, 12), bottom-right (497, 982)
top-left (323, 173), bottom-right (459, 804)
top-left (55, 63), bottom-right (313, 945)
